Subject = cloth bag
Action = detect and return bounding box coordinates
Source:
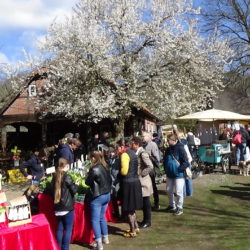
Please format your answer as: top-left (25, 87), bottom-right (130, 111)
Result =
top-left (184, 178), bottom-right (193, 197)
top-left (184, 167), bottom-right (192, 179)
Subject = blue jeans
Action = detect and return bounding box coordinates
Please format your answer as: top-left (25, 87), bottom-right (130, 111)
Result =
top-left (236, 143), bottom-right (247, 166)
top-left (56, 210), bottom-right (74, 250)
top-left (31, 180), bottom-right (40, 186)
top-left (90, 193), bottom-right (111, 241)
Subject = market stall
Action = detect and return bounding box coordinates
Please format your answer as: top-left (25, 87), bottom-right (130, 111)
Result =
top-left (177, 108), bottom-right (250, 144)
top-left (38, 193), bottom-right (116, 245)
top-left (0, 214), bottom-right (59, 250)
top-left (0, 191), bottom-right (58, 250)
top-left (39, 166), bottom-right (117, 245)
top-left (177, 108), bottom-right (250, 173)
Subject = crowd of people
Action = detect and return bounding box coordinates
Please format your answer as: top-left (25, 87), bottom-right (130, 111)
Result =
top-left (18, 129), bottom-right (194, 250)
top-left (18, 121), bottom-right (250, 249)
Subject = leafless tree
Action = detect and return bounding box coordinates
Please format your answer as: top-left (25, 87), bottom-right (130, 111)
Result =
top-left (201, 0), bottom-right (250, 75)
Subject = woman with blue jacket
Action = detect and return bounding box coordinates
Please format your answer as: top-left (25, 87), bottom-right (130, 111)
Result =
top-left (164, 134), bottom-right (189, 216)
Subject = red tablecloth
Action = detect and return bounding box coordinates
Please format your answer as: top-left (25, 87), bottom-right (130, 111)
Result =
top-left (0, 214), bottom-right (59, 250)
top-left (0, 191), bottom-right (7, 229)
top-left (38, 193), bottom-right (117, 245)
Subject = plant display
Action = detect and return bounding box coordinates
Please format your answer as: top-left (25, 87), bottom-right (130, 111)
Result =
top-left (40, 176), bottom-right (53, 191)
top-left (0, 206), bottom-right (6, 214)
top-left (40, 171), bottom-right (89, 197)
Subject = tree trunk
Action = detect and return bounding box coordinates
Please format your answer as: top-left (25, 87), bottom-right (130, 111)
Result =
top-left (1, 126), bottom-right (7, 153)
top-left (114, 118), bottom-right (125, 141)
top-left (41, 122), bottom-right (47, 147)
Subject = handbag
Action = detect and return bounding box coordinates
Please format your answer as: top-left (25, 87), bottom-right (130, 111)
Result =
top-left (184, 167), bottom-right (192, 179)
top-left (170, 153), bottom-right (192, 179)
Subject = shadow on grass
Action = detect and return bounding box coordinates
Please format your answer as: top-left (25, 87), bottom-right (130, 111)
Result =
top-left (235, 182), bottom-right (250, 186)
top-left (210, 182), bottom-right (250, 201)
top-left (185, 204), bottom-right (250, 219)
top-left (108, 225), bottom-right (126, 236)
top-left (71, 242), bottom-right (92, 249)
top-left (220, 185), bottom-right (250, 192)
top-left (158, 190), bottom-right (167, 195)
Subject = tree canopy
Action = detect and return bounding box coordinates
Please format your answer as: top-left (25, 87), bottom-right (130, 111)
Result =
top-left (2, 0), bottom-right (233, 125)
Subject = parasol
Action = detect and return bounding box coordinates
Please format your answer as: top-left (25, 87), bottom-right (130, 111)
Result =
top-left (177, 108), bottom-right (250, 121)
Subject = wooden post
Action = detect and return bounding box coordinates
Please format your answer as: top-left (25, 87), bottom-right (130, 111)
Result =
top-left (1, 126), bottom-right (7, 153)
top-left (41, 122), bottom-right (47, 146)
top-left (86, 123), bottom-right (92, 153)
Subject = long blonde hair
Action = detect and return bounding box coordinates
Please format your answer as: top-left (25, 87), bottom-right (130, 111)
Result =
top-left (89, 151), bottom-right (108, 169)
top-left (54, 157), bottom-right (68, 204)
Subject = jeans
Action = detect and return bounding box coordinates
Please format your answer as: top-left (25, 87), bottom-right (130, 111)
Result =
top-left (56, 210), bottom-right (74, 250)
top-left (167, 177), bottom-right (185, 209)
top-left (90, 193), bottom-right (111, 241)
top-left (31, 180), bottom-right (40, 186)
top-left (236, 143), bottom-right (247, 166)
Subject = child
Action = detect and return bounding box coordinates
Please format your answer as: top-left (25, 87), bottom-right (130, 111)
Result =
top-left (52, 157), bottom-right (78, 250)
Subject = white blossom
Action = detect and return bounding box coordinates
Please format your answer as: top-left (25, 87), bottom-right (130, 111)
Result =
top-left (1, 0), bottom-right (233, 124)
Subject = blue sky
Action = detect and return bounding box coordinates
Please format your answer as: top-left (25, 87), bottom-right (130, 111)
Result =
top-left (0, 0), bottom-right (78, 64)
top-left (0, 0), bottom-right (203, 65)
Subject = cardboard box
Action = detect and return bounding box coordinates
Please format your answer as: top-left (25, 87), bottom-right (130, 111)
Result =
top-left (7, 195), bottom-right (32, 227)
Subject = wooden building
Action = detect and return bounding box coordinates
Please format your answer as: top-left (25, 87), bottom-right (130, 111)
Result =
top-left (0, 71), bottom-right (159, 153)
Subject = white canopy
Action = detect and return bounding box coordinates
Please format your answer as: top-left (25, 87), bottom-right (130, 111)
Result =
top-left (177, 108), bottom-right (250, 121)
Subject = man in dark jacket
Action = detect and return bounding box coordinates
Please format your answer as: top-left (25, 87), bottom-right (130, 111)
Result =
top-left (20, 148), bottom-right (47, 186)
top-left (164, 134), bottom-right (189, 216)
top-left (56, 138), bottom-right (81, 166)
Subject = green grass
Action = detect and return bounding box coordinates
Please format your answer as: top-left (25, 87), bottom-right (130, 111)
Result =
top-left (72, 174), bottom-right (250, 250)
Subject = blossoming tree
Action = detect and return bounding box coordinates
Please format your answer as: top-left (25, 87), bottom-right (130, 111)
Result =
top-left (2, 0), bottom-right (233, 137)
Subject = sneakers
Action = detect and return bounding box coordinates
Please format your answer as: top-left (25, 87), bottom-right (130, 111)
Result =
top-left (102, 236), bottom-right (109, 244)
top-left (174, 208), bottom-right (183, 216)
top-left (91, 236), bottom-right (109, 249)
top-left (165, 205), bottom-right (176, 212)
top-left (92, 239), bottom-right (103, 250)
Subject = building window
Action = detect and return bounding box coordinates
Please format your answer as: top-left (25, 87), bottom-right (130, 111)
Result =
top-left (28, 85), bottom-right (37, 97)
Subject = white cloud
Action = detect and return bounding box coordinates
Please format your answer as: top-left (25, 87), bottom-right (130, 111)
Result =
top-left (19, 30), bottom-right (43, 48)
top-left (0, 52), bottom-right (10, 64)
top-left (0, 0), bottom-right (78, 64)
top-left (0, 0), bottom-right (78, 30)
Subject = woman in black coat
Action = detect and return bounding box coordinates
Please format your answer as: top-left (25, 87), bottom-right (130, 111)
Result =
top-left (85, 151), bottom-right (112, 250)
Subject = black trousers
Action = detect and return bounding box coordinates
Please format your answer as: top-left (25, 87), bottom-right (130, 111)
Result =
top-left (111, 191), bottom-right (120, 218)
top-left (149, 170), bottom-right (159, 206)
top-left (142, 196), bottom-right (151, 224)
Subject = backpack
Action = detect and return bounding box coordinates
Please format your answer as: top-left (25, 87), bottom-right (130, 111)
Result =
top-left (232, 131), bottom-right (242, 144)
